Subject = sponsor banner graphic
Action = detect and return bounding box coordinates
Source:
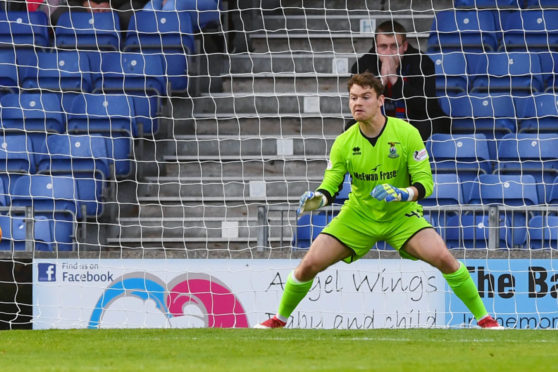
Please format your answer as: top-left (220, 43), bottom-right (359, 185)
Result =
top-left (33, 259), bottom-right (445, 329)
top-left (446, 259), bottom-right (558, 329)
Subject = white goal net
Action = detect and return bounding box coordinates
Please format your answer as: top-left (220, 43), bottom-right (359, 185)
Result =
top-left (0, 0), bottom-right (557, 330)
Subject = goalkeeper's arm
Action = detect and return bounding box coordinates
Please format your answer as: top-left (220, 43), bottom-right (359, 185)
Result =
top-left (297, 190), bottom-right (329, 215)
top-left (371, 184), bottom-right (419, 202)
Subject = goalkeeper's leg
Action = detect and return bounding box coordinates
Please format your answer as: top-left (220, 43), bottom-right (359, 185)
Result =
top-left (254, 234), bottom-right (352, 329)
top-left (403, 228), bottom-right (502, 328)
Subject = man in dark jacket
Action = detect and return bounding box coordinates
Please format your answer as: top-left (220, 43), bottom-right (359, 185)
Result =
top-left (350, 20), bottom-right (450, 140)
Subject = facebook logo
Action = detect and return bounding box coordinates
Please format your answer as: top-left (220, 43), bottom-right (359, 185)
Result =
top-left (38, 263), bottom-right (56, 282)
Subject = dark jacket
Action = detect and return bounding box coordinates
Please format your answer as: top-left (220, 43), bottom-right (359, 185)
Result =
top-left (350, 42), bottom-right (450, 140)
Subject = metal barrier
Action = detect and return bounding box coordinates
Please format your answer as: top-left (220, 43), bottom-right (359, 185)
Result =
top-left (257, 204), bottom-right (557, 250)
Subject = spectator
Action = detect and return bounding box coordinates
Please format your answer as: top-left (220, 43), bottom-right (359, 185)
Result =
top-left (50, 0), bottom-right (147, 30)
top-left (350, 20), bottom-right (450, 140)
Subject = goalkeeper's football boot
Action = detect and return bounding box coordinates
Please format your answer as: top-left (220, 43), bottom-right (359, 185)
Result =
top-left (254, 316), bottom-right (286, 329)
top-left (477, 315), bottom-right (504, 329)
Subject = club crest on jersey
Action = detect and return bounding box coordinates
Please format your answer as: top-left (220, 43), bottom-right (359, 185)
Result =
top-left (387, 142), bottom-right (400, 158)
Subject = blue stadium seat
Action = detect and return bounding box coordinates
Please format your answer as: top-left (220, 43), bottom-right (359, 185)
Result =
top-left (67, 94), bottom-right (134, 176)
top-left (0, 214), bottom-right (69, 251)
top-left (421, 173), bottom-right (463, 207)
top-left (131, 95), bottom-right (159, 136)
top-left (467, 174), bottom-right (539, 246)
top-left (0, 176), bottom-right (8, 206)
top-left (468, 174), bottom-right (539, 206)
top-left (292, 212), bottom-right (333, 249)
top-left (67, 93), bottom-right (136, 136)
top-left (333, 173), bottom-right (351, 204)
top-left (427, 9), bottom-right (500, 53)
top-left (0, 93), bottom-right (65, 153)
top-left (11, 175), bottom-right (81, 218)
top-left (102, 135), bottom-right (132, 177)
top-left (18, 50), bottom-right (93, 93)
top-left (175, 1), bottom-right (220, 31)
top-left (0, 11), bottom-right (49, 48)
top-left (37, 134), bottom-right (111, 181)
top-left (10, 173), bottom-right (101, 226)
top-left (527, 215), bottom-right (558, 249)
top-left (421, 173), bottom-right (463, 232)
top-left (445, 214), bottom-right (511, 249)
top-left (495, 133), bottom-right (558, 203)
top-left (468, 52), bottom-right (544, 95)
top-left (499, 10), bottom-right (558, 51)
top-left (54, 11), bottom-right (121, 51)
top-left (535, 52), bottom-right (558, 90)
top-left (0, 134), bottom-right (35, 200)
top-left (438, 94), bottom-right (516, 136)
top-left (525, 0), bottom-right (558, 6)
top-left (454, 0), bottom-right (521, 6)
top-left (125, 10), bottom-right (195, 54)
top-left (124, 10), bottom-right (192, 92)
top-left (426, 133), bottom-right (493, 198)
top-left (525, 0), bottom-right (558, 5)
top-left (0, 133), bottom-right (36, 174)
top-left (37, 134), bottom-right (111, 204)
top-left (92, 52), bottom-right (167, 96)
top-left (550, 176), bottom-right (558, 204)
top-left (293, 214), bottom-right (312, 248)
top-left (429, 52), bottom-right (469, 96)
top-left (0, 50), bottom-right (18, 93)
top-left (515, 94), bottom-right (558, 133)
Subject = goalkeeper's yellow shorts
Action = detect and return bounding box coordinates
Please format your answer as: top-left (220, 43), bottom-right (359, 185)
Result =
top-left (320, 205), bottom-right (433, 263)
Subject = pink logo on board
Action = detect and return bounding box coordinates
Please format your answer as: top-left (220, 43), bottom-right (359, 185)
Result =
top-left (89, 272), bottom-right (249, 328)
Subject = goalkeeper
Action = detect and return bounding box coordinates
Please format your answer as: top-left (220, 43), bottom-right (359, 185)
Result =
top-left (255, 72), bottom-right (502, 329)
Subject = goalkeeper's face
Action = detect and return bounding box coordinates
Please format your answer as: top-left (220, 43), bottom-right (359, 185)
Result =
top-left (349, 84), bottom-right (385, 124)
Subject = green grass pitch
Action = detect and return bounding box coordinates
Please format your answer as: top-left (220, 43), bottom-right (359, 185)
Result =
top-left (2, 328), bottom-right (557, 371)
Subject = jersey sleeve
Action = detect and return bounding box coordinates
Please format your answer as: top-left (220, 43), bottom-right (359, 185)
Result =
top-left (406, 127), bottom-right (433, 199)
top-left (317, 137), bottom-right (348, 204)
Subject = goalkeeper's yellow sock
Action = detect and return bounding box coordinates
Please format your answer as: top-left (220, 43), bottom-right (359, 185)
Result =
top-left (443, 262), bottom-right (488, 321)
top-left (276, 271), bottom-right (313, 321)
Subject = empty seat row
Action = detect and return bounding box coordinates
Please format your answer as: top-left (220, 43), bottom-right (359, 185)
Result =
top-left (430, 52), bottom-right (558, 97)
top-left (0, 173), bottom-right (105, 251)
top-left (0, 214), bottom-right (69, 251)
top-left (454, 0), bottom-right (558, 8)
top-left (0, 49), bottom-right (173, 96)
top-left (0, 91), bottom-right (158, 141)
top-left (438, 93), bottom-right (558, 135)
top-left (0, 92), bottom-right (161, 177)
top-left (292, 211), bottom-right (558, 250)
top-left (428, 9), bottom-right (558, 53)
top-left (0, 7), bottom-right (221, 52)
top-left (427, 133), bottom-right (558, 203)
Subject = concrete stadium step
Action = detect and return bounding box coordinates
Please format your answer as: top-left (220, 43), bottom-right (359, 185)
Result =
top-left (133, 202), bottom-right (295, 219)
top-left (169, 135), bottom-right (335, 156)
top-left (161, 156), bottom-right (328, 178)
top-left (191, 93), bottom-right (349, 115)
top-left (225, 53), bottom-right (358, 74)
top-left (136, 175), bottom-right (324, 198)
top-left (259, 14), bottom-right (434, 34)
top-left (249, 32), bottom-right (429, 53)
top-left (114, 217), bottom-right (293, 239)
top-left (220, 73), bottom-right (351, 93)
top-left (104, 237), bottom-right (293, 251)
top-left (172, 115), bottom-right (348, 136)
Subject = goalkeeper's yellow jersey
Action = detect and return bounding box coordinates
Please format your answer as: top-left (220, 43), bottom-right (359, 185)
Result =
top-left (317, 116), bottom-right (434, 222)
